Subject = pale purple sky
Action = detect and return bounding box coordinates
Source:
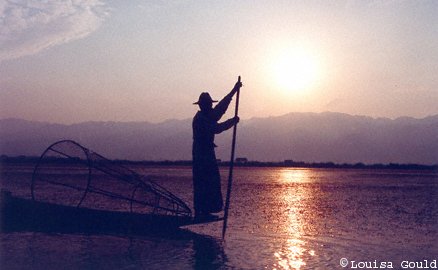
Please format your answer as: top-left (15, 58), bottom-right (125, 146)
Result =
top-left (1, 0), bottom-right (437, 124)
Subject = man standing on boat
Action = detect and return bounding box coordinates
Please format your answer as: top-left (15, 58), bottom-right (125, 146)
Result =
top-left (192, 78), bottom-right (242, 219)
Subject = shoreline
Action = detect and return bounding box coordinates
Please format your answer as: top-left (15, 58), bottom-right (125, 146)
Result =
top-left (1, 156), bottom-right (437, 171)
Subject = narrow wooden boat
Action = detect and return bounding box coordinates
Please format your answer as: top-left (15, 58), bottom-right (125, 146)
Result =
top-left (1, 140), bottom-right (222, 235)
top-left (1, 190), bottom-right (190, 234)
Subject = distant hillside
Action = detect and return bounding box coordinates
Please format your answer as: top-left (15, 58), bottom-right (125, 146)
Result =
top-left (1, 112), bottom-right (437, 165)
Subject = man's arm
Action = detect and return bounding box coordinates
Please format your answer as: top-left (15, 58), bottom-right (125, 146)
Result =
top-left (213, 117), bottom-right (239, 134)
top-left (212, 79), bottom-right (243, 121)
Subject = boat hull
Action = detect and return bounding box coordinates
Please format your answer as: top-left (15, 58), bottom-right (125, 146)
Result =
top-left (1, 191), bottom-right (193, 235)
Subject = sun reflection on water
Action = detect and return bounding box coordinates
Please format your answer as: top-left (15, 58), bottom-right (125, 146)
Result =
top-left (273, 169), bottom-right (316, 270)
top-left (279, 168), bottom-right (312, 184)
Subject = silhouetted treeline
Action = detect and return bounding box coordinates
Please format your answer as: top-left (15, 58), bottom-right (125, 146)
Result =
top-left (229, 160), bottom-right (437, 170)
top-left (1, 155), bottom-right (437, 171)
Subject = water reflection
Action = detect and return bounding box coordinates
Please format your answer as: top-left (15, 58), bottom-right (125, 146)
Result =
top-left (1, 230), bottom-right (226, 270)
top-left (273, 169), bottom-right (316, 270)
top-left (279, 168), bottom-right (312, 184)
top-left (193, 234), bottom-right (227, 270)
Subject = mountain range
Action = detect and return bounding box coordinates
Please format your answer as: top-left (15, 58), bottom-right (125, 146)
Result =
top-left (1, 112), bottom-right (437, 165)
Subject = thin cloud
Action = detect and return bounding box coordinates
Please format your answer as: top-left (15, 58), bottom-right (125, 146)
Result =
top-left (0, 0), bottom-right (109, 62)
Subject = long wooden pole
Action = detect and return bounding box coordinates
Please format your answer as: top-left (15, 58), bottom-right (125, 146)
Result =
top-left (222, 76), bottom-right (241, 239)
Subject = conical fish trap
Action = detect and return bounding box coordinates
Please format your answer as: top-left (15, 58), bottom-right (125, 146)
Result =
top-left (31, 140), bottom-right (191, 217)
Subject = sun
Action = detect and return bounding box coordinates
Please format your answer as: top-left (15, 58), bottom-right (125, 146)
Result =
top-left (271, 47), bottom-right (321, 93)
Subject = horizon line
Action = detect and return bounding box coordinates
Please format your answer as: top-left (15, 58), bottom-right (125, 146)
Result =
top-left (2, 111), bottom-right (438, 126)
top-left (1, 155), bottom-right (437, 169)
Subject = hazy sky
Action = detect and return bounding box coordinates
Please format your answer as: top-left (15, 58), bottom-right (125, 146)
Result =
top-left (1, 0), bottom-right (438, 124)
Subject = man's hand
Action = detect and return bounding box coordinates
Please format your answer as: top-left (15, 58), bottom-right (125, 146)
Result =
top-left (234, 76), bottom-right (243, 90)
top-left (233, 116), bottom-right (240, 125)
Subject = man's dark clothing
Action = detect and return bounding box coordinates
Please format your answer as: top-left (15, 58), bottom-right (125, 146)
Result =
top-left (192, 94), bottom-right (235, 214)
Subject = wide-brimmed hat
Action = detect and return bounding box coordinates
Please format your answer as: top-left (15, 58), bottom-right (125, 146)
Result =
top-left (193, 92), bottom-right (218, 105)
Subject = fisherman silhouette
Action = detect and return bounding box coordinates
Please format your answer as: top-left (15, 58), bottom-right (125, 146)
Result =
top-left (192, 78), bottom-right (242, 219)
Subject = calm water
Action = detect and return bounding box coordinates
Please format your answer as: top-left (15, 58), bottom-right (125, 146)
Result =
top-left (1, 165), bottom-right (437, 269)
